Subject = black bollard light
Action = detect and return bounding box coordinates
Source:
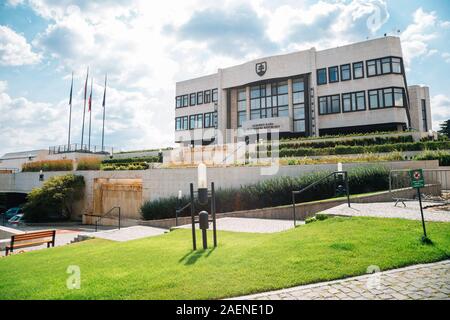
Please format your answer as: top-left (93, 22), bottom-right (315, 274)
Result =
top-left (199, 211), bottom-right (209, 249)
top-left (197, 163), bottom-right (208, 205)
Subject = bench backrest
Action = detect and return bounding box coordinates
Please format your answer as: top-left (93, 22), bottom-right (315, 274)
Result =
top-left (12, 230), bottom-right (56, 243)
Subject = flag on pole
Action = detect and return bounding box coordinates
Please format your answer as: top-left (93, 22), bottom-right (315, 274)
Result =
top-left (102, 74), bottom-right (107, 108)
top-left (69, 72), bottom-right (73, 105)
top-left (88, 78), bottom-right (93, 112)
top-left (84, 68), bottom-right (89, 105)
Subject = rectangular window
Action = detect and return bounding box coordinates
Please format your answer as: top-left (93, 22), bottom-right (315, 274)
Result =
top-left (204, 90), bottom-right (211, 103)
top-left (182, 95), bottom-right (188, 107)
top-left (197, 91), bottom-right (203, 104)
top-left (328, 66), bottom-right (339, 83)
top-left (212, 88), bottom-right (218, 102)
top-left (353, 61), bottom-right (364, 79)
top-left (367, 59), bottom-right (377, 77)
top-left (421, 99), bottom-right (428, 131)
top-left (340, 64), bottom-right (351, 81)
top-left (392, 57), bottom-right (402, 74)
top-left (273, 81), bottom-right (288, 117)
top-left (204, 112), bottom-right (216, 128)
top-left (189, 114), bottom-right (203, 129)
top-left (367, 57), bottom-right (403, 76)
top-left (318, 94), bottom-right (340, 115)
top-left (342, 91), bottom-right (366, 112)
top-left (369, 87), bottom-right (405, 109)
top-left (317, 68), bottom-right (327, 85)
top-left (237, 88), bottom-right (247, 127)
top-left (190, 93), bottom-right (196, 106)
top-left (175, 116), bottom-right (188, 131)
top-left (292, 78), bottom-right (306, 132)
top-left (250, 84), bottom-right (267, 120)
top-left (176, 96), bottom-right (182, 108)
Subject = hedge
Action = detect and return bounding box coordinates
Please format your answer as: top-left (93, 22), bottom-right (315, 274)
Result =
top-left (280, 135), bottom-right (414, 150)
top-left (413, 150), bottom-right (450, 166)
top-left (76, 158), bottom-right (101, 170)
top-left (102, 155), bottom-right (161, 164)
top-left (280, 141), bottom-right (450, 157)
top-left (22, 160), bottom-right (73, 172)
top-left (141, 166), bottom-right (390, 220)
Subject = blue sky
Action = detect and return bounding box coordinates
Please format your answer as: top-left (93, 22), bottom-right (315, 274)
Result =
top-left (0, 0), bottom-right (449, 154)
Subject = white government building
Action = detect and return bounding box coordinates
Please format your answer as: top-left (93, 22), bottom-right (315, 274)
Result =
top-left (174, 36), bottom-right (432, 146)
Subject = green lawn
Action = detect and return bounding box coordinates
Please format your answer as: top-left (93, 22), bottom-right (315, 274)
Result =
top-left (1, 217), bottom-right (449, 300)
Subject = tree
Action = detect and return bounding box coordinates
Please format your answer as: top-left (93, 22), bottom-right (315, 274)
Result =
top-left (23, 174), bottom-right (85, 222)
top-left (438, 120), bottom-right (450, 138)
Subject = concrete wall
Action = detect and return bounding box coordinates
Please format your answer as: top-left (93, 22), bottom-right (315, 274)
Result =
top-left (408, 85), bottom-right (432, 132)
top-left (0, 160), bottom-right (439, 221)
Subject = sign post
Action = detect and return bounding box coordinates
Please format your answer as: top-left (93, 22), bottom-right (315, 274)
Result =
top-left (409, 169), bottom-right (429, 242)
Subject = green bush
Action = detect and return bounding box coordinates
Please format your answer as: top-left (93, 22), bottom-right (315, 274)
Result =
top-left (280, 135), bottom-right (414, 150)
top-left (141, 166), bottom-right (390, 220)
top-left (413, 150), bottom-right (450, 166)
top-left (76, 157), bottom-right (101, 170)
top-left (100, 162), bottom-right (150, 171)
top-left (22, 160), bottom-right (73, 172)
top-left (102, 156), bottom-right (161, 164)
top-left (279, 141), bottom-right (450, 157)
top-left (23, 174), bottom-right (85, 222)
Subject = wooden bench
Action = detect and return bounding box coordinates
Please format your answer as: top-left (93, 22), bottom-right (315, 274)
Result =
top-left (6, 230), bottom-right (56, 256)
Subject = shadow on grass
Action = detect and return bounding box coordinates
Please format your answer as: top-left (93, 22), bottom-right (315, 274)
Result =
top-left (179, 247), bottom-right (216, 265)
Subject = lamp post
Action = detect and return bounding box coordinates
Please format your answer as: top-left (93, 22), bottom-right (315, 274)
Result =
top-left (197, 163), bottom-right (208, 205)
top-left (176, 190), bottom-right (182, 226)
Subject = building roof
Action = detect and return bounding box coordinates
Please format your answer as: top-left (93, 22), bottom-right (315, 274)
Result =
top-left (0, 149), bottom-right (47, 160)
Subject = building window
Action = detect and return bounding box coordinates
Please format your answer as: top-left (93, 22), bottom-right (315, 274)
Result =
top-left (250, 84), bottom-right (266, 120)
top-left (212, 88), bottom-right (218, 102)
top-left (175, 116), bottom-right (188, 131)
top-left (237, 88), bottom-right (247, 127)
top-left (340, 64), bottom-right (351, 81)
top-left (368, 87), bottom-right (405, 109)
top-left (342, 91), bottom-right (366, 112)
top-left (421, 99), bottom-right (428, 131)
top-left (189, 93), bottom-right (196, 106)
top-left (197, 91), bottom-right (203, 104)
top-left (292, 78), bottom-right (306, 133)
top-left (189, 114), bottom-right (203, 129)
top-left (328, 66), bottom-right (339, 83)
top-left (317, 68), bottom-right (327, 85)
top-left (353, 61), bottom-right (364, 79)
top-left (367, 57), bottom-right (403, 77)
top-left (204, 90), bottom-right (211, 103)
top-left (272, 81), bottom-right (289, 117)
top-left (204, 112), bottom-right (216, 128)
top-left (176, 96), bottom-right (182, 108)
top-left (182, 95), bottom-right (189, 107)
top-left (318, 94), bottom-right (340, 115)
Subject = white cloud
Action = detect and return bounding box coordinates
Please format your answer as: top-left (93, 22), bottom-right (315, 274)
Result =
top-left (400, 8), bottom-right (441, 68)
top-left (442, 52), bottom-right (450, 63)
top-left (0, 25), bottom-right (41, 66)
top-left (431, 94), bottom-right (450, 131)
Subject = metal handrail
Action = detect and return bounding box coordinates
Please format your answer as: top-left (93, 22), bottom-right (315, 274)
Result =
top-left (95, 206), bottom-right (121, 232)
top-left (292, 171), bottom-right (350, 227)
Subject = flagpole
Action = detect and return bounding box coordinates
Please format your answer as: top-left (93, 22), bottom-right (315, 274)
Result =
top-left (81, 67), bottom-right (89, 151)
top-left (88, 77), bottom-right (93, 152)
top-left (101, 74), bottom-right (107, 153)
top-left (68, 71), bottom-right (73, 151)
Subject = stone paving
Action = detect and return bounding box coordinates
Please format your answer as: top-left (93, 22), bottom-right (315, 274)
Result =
top-left (321, 202), bottom-right (450, 222)
top-left (177, 217), bottom-right (303, 233)
top-left (80, 225), bottom-right (168, 242)
top-left (233, 260), bottom-right (450, 300)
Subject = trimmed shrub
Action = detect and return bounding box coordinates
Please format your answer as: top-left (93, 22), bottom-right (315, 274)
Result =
top-left (102, 156), bottom-right (161, 164)
top-left (413, 150), bottom-right (450, 166)
top-left (76, 157), bottom-right (101, 170)
top-left (22, 160), bottom-right (73, 172)
top-left (141, 166), bottom-right (390, 220)
top-left (23, 174), bottom-right (84, 222)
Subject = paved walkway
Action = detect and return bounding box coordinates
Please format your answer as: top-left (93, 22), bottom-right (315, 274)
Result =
top-left (233, 260), bottom-right (450, 300)
top-left (80, 225), bottom-right (168, 242)
top-left (177, 217), bottom-right (303, 233)
top-left (322, 202), bottom-right (450, 222)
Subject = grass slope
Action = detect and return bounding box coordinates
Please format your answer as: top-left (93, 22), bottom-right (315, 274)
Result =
top-left (0, 217), bottom-right (449, 300)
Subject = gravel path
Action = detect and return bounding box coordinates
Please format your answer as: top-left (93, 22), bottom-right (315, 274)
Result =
top-left (321, 201), bottom-right (450, 222)
top-left (176, 217), bottom-right (303, 233)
